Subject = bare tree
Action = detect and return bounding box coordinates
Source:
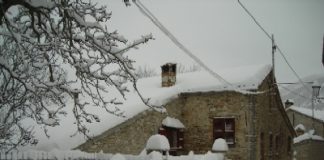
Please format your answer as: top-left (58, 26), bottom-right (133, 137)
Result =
top-left (135, 65), bottom-right (157, 78)
top-left (0, 0), bottom-right (153, 151)
top-left (177, 63), bottom-right (201, 74)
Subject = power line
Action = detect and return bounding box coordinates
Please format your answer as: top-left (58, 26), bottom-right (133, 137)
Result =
top-left (133, 0), bottom-right (235, 89)
top-left (237, 0), bottom-right (312, 94)
top-left (278, 84), bottom-right (311, 100)
top-left (237, 0), bottom-right (271, 40)
top-left (132, 0), bottom-right (289, 95)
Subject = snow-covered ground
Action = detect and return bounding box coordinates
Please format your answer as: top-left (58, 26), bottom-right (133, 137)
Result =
top-left (20, 64), bottom-right (271, 152)
top-left (5, 134), bottom-right (228, 160)
top-left (0, 150), bottom-right (225, 160)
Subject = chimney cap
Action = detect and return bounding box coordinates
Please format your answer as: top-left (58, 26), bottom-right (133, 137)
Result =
top-left (161, 63), bottom-right (177, 67)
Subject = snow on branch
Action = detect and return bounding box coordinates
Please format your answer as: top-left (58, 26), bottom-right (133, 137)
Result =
top-left (0, 0), bottom-right (153, 151)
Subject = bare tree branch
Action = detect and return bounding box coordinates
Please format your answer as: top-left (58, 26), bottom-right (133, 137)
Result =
top-left (0, 0), bottom-right (153, 151)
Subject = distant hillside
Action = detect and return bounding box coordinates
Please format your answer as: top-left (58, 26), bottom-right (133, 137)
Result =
top-left (279, 74), bottom-right (324, 110)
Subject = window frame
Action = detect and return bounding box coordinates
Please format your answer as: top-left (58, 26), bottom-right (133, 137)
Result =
top-left (269, 133), bottom-right (273, 157)
top-left (213, 117), bottom-right (236, 147)
top-left (287, 136), bottom-right (292, 154)
top-left (158, 126), bottom-right (184, 150)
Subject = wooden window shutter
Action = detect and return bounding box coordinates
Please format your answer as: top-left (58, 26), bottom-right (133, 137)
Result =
top-left (213, 118), bottom-right (225, 139)
top-left (158, 127), bottom-right (166, 136)
top-left (178, 129), bottom-right (184, 148)
top-left (225, 118), bottom-right (235, 145)
top-left (213, 118), bottom-right (236, 147)
top-left (269, 133), bottom-right (273, 154)
top-left (260, 132), bottom-right (265, 160)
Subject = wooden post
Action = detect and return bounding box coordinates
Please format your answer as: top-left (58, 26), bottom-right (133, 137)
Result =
top-left (272, 34), bottom-right (275, 77)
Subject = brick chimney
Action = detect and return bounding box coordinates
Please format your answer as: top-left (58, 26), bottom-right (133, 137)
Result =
top-left (161, 63), bottom-right (176, 87)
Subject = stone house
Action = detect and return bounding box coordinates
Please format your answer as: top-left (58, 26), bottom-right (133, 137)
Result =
top-left (285, 105), bottom-right (324, 160)
top-left (286, 105), bottom-right (324, 137)
top-left (77, 63), bottom-right (296, 160)
top-left (293, 139), bottom-right (324, 160)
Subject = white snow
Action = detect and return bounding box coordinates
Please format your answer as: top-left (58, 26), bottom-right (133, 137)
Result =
top-left (293, 130), bottom-right (324, 144)
top-left (25, 0), bottom-right (56, 8)
top-left (148, 151), bottom-right (163, 160)
top-left (20, 64), bottom-right (272, 151)
top-left (42, 118), bottom-right (59, 127)
top-left (287, 105), bottom-right (324, 122)
top-left (312, 80), bottom-right (320, 88)
top-left (111, 153), bottom-right (126, 160)
top-left (212, 138), bottom-right (228, 152)
top-left (203, 151), bottom-right (224, 160)
top-left (162, 117), bottom-right (185, 129)
top-left (0, 149), bottom-right (226, 160)
top-left (286, 99), bottom-right (294, 104)
top-left (294, 124), bottom-right (306, 131)
top-left (146, 134), bottom-right (170, 151)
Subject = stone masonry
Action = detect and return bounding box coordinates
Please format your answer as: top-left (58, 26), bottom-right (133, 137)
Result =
top-left (293, 139), bottom-right (324, 160)
top-left (286, 109), bottom-right (324, 137)
top-left (77, 71), bottom-right (295, 160)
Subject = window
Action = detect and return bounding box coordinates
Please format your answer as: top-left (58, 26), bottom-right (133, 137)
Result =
top-left (213, 118), bottom-right (235, 147)
top-left (269, 133), bottom-right (273, 151)
top-left (171, 65), bottom-right (176, 72)
top-left (275, 136), bottom-right (279, 152)
top-left (158, 126), bottom-right (184, 149)
top-left (260, 132), bottom-right (265, 160)
top-left (287, 136), bottom-right (292, 153)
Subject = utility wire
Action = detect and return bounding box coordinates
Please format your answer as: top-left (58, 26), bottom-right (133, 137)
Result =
top-left (134, 0), bottom-right (234, 88)
top-left (278, 84), bottom-right (311, 100)
top-left (237, 0), bottom-right (312, 94)
top-left (237, 0), bottom-right (272, 40)
top-left (276, 46), bottom-right (312, 92)
top-left (133, 0), bottom-right (278, 95)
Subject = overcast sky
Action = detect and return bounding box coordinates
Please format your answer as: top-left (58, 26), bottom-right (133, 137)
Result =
top-left (97, 0), bottom-right (324, 83)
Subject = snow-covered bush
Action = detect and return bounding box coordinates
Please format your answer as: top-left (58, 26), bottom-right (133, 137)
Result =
top-left (212, 138), bottom-right (228, 153)
top-left (294, 129), bottom-right (324, 144)
top-left (203, 151), bottom-right (224, 160)
top-left (148, 151), bottom-right (163, 160)
top-left (146, 134), bottom-right (170, 152)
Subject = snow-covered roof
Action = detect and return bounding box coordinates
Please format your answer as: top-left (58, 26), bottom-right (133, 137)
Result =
top-left (294, 124), bottom-right (306, 131)
top-left (293, 130), bottom-right (324, 144)
top-left (162, 117), bottom-right (185, 129)
top-left (287, 106), bottom-right (324, 122)
top-left (21, 64), bottom-right (272, 151)
top-left (146, 134), bottom-right (170, 151)
top-left (285, 99), bottom-right (294, 104)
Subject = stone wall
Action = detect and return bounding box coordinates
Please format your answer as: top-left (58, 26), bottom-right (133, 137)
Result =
top-left (179, 91), bottom-right (249, 160)
top-left (77, 71), bottom-right (294, 160)
top-left (286, 109), bottom-right (324, 137)
top-left (77, 110), bottom-right (166, 154)
top-left (254, 72), bottom-right (295, 160)
top-left (77, 98), bottom-right (185, 154)
top-left (293, 139), bottom-right (324, 160)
